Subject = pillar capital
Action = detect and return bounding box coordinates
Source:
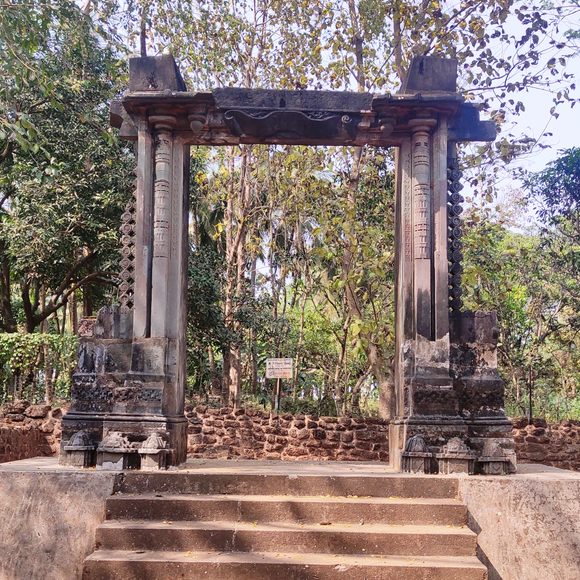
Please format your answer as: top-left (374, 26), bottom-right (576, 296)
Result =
top-left (149, 114), bottom-right (177, 130)
top-left (408, 117), bottom-right (437, 133)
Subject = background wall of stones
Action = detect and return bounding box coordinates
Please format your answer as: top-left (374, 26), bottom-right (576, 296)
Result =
top-left (0, 401), bottom-right (62, 463)
top-left (1, 403), bottom-right (578, 471)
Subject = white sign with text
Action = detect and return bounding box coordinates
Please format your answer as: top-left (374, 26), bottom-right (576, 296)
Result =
top-left (265, 358), bottom-right (293, 379)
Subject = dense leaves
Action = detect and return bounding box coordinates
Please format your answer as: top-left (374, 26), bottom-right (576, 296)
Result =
top-left (0, 1), bottom-right (134, 332)
top-left (0, 1), bottom-right (577, 419)
top-left (0, 332), bottom-right (77, 403)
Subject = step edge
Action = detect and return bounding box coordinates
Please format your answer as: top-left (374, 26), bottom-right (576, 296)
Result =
top-left (97, 520), bottom-right (477, 535)
top-left (84, 549), bottom-right (486, 569)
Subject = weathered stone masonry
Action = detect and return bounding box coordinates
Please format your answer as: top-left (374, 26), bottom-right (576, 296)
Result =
top-left (0, 401), bottom-right (62, 463)
top-left (2, 402), bottom-right (578, 470)
top-left (185, 406), bottom-right (390, 462)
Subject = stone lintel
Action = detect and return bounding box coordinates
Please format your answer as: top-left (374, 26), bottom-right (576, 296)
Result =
top-left (114, 54), bottom-right (494, 148)
top-left (118, 92), bottom-right (468, 147)
top-left (213, 87), bottom-right (374, 112)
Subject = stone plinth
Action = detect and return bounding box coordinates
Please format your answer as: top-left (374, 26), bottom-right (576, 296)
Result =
top-left (60, 307), bottom-right (187, 469)
top-left (451, 311), bottom-right (516, 472)
top-left (1, 458), bottom-right (577, 580)
top-left (458, 464), bottom-right (580, 580)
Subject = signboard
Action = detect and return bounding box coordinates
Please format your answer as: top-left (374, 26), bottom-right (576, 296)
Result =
top-left (266, 358), bottom-right (293, 379)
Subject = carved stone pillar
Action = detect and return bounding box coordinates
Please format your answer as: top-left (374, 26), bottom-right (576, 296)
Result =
top-left (108, 114), bottom-right (189, 467)
top-left (409, 119), bottom-right (435, 341)
top-left (390, 116), bottom-right (465, 471)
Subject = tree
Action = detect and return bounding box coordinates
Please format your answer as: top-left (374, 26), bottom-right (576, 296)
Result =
top-left (0, 2), bottom-right (133, 332)
top-left (461, 183), bottom-right (579, 421)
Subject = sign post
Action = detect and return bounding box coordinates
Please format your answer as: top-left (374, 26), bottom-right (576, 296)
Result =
top-left (266, 358), bottom-right (293, 411)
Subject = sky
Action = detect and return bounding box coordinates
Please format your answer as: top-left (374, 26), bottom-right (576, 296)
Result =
top-left (510, 57), bottom-right (579, 173)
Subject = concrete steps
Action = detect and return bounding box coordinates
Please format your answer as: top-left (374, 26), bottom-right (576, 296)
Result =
top-left (83, 469), bottom-right (487, 579)
top-left (112, 472), bottom-right (459, 497)
top-left (105, 493), bottom-right (468, 525)
top-left (84, 551), bottom-right (487, 580)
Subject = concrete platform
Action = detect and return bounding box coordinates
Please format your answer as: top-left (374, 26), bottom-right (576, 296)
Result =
top-left (0, 458), bottom-right (579, 580)
top-left (456, 463), bottom-right (580, 580)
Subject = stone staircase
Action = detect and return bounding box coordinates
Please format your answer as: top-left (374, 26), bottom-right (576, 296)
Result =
top-left (82, 469), bottom-right (487, 579)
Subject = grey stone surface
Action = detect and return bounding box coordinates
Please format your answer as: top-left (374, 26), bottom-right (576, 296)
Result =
top-left (76, 53), bottom-right (505, 471)
top-left (458, 463), bottom-right (580, 580)
top-left (402, 56), bottom-right (458, 92)
top-left (1, 458), bottom-right (578, 579)
top-left (0, 458), bottom-right (117, 580)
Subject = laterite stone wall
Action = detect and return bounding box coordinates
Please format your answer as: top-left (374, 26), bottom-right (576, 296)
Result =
top-left (512, 417), bottom-right (580, 472)
top-left (185, 405), bottom-right (390, 462)
top-left (0, 401), bottom-right (63, 463)
top-left (1, 401), bottom-right (579, 471)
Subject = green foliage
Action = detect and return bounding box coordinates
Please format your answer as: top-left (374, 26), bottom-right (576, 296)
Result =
top-left (0, 332), bottom-right (77, 403)
top-left (525, 147), bottom-right (580, 229)
top-left (0, 1), bottom-right (134, 332)
top-left (462, 194), bottom-right (580, 421)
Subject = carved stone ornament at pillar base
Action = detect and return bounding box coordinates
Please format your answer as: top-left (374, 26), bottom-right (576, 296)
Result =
top-left (477, 440), bottom-right (511, 475)
top-left (96, 431), bottom-right (141, 470)
top-left (435, 437), bottom-right (476, 474)
top-left (62, 430), bottom-right (97, 468)
top-left (401, 434), bottom-right (437, 474)
top-left (138, 432), bottom-right (170, 470)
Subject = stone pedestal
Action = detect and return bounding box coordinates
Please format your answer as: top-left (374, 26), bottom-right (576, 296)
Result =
top-left (60, 308), bottom-right (188, 468)
top-left (450, 311), bottom-right (516, 473)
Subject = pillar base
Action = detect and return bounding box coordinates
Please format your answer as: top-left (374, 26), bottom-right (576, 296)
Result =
top-left (389, 416), bottom-right (467, 472)
top-left (60, 412), bottom-right (187, 468)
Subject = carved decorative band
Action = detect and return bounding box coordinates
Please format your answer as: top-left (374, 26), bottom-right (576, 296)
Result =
top-left (412, 129), bottom-right (432, 260)
top-left (153, 129), bottom-right (173, 259)
top-left (447, 143), bottom-right (464, 312)
top-left (403, 146), bottom-right (413, 259)
top-left (118, 181), bottom-right (136, 312)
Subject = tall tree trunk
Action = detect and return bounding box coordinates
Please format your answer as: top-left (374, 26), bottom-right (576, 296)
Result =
top-left (208, 346), bottom-right (221, 397)
top-left (223, 147), bottom-right (252, 407)
top-left (0, 242), bottom-right (16, 332)
top-left (249, 256), bottom-right (259, 395)
top-left (83, 287), bottom-right (93, 317)
top-left (70, 290), bottom-right (78, 335)
top-left (40, 287), bottom-right (54, 403)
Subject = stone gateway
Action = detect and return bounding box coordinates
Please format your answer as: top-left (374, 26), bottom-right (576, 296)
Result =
top-left (60, 54), bottom-right (515, 473)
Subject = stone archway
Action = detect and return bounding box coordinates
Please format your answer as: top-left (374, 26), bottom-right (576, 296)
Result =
top-left (61, 54), bottom-right (515, 474)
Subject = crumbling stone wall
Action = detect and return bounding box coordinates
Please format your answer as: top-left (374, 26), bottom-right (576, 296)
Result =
top-left (0, 401), bottom-right (63, 463)
top-left (512, 417), bottom-right (580, 472)
top-left (1, 402), bottom-right (579, 470)
top-left (186, 406), bottom-right (390, 461)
